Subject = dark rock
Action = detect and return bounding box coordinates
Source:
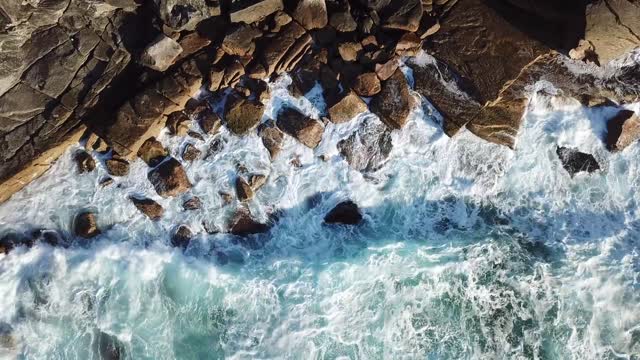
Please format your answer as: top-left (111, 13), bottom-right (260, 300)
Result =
top-left (258, 120), bottom-right (285, 160)
top-left (171, 225), bottom-right (192, 249)
top-left (381, 0), bottom-right (422, 32)
top-left (230, 0), bottom-right (284, 24)
top-left (105, 158), bottom-right (130, 177)
top-left (130, 196), bottom-right (164, 220)
top-left (166, 111), bottom-right (190, 136)
top-left (556, 146), bottom-right (601, 177)
top-left (328, 91), bottom-right (368, 123)
top-left (324, 201), bottom-right (363, 225)
top-left (199, 110), bottom-right (222, 134)
top-left (235, 177), bottom-right (254, 202)
top-left (292, 0), bottom-right (328, 30)
top-left (96, 330), bottom-right (124, 360)
top-left (329, 0), bottom-right (357, 32)
top-left (148, 157), bottom-right (192, 197)
top-left (337, 118), bottom-right (392, 172)
top-left (224, 93), bottom-right (265, 135)
top-left (222, 25), bottom-right (262, 57)
top-left (182, 196), bottom-right (202, 210)
top-left (260, 21), bottom-right (312, 75)
top-left (353, 72), bottom-right (381, 97)
top-left (276, 107), bottom-right (324, 148)
top-left (74, 150), bottom-right (96, 174)
top-left (182, 144), bottom-right (201, 161)
top-left (74, 212), bottom-right (100, 239)
top-left (606, 110), bottom-right (640, 152)
top-left (137, 137), bottom-right (169, 167)
top-left (229, 207), bottom-right (270, 236)
top-left (370, 69), bottom-right (413, 130)
top-left (100, 177), bottom-right (115, 187)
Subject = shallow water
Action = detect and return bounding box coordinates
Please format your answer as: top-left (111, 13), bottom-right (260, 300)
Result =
top-left (0, 58), bottom-right (640, 359)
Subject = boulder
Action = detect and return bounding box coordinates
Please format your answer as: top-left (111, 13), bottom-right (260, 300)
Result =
top-left (166, 111), bottom-right (190, 136)
top-left (224, 93), bottom-right (265, 135)
top-left (140, 35), bottom-right (183, 72)
top-left (199, 110), bottom-right (222, 134)
top-left (228, 207), bottom-right (270, 236)
top-left (222, 25), bottom-right (263, 57)
top-left (258, 120), bottom-right (285, 159)
top-left (260, 21), bottom-right (312, 75)
top-left (353, 72), bottom-right (381, 97)
top-left (338, 42), bottom-right (363, 62)
top-left (182, 196), bottom-right (202, 210)
top-left (73, 212), bottom-right (100, 239)
top-left (292, 0), bottom-right (328, 30)
top-left (395, 32), bottom-right (422, 56)
top-left (235, 177), bottom-right (254, 201)
top-left (569, 39), bottom-right (599, 64)
top-left (329, 1), bottom-right (357, 32)
top-left (328, 91), bottom-right (368, 123)
top-left (148, 157), bottom-right (192, 197)
top-left (137, 138), bottom-right (169, 167)
top-left (248, 174), bottom-right (267, 190)
top-left (556, 146), bottom-right (600, 177)
top-left (74, 150), bottom-right (96, 174)
top-left (171, 225), bottom-right (192, 249)
top-left (324, 201), bottom-right (363, 225)
top-left (97, 331), bottom-right (125, 360)
top-left (105, 157), bottom-right (130, 177)
top-left (130, 197), bottom-right (164, 220)
top-left (230, 0), bottom-right (284, 24)
top-left (182, 143), bottom-right (201, 161)
top-left (337, 118), bottom-right (392, 172)
top-left (375, 57), bottom-right (400, 81)
top-left (606, 110), bottom-right (640, 152)
top-left (156, 0), bottom-right (219, 31)
top-left (382, 0), bottom-right (422, 32)
top-left (276, 107), bottom-right (324, 148)
top-left (370, 69), bottom-right (413, 130)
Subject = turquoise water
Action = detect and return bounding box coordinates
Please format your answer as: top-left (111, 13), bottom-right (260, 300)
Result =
top-left (0, 66), bottom-right (639, 359)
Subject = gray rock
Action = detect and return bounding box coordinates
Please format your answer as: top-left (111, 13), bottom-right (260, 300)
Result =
top-left (337, 118), bottom-right (392, 172)
top-left (140, 35), bottom-right (183, 72)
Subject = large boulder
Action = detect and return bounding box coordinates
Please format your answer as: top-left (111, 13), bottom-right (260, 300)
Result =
top-left (370, 69), bottom-right (413, 130)
top-left (73, 212), bottom-right (100, 239)
top-left (328, 91), bottom-right (368, 124)
top-left (260, 21), bottom-right (312, 75)
top-left (276, 107), bottom-right (324, 148)
top-left (148, 157), bottom-right (192, 197)
top-left (381, 0), bottom-right (423, 32)
top-left (556, 146), bottom-right (600, 177)
top-left (130, 196), bottom-right (164, 220)
top-left (606, 110), bottom-right (640, 152)
top-left (222, 25), bottom-right (262, 57)
top-left (324, 201), bottom-right (363, 225)
top-left (292, 0), bottom-right (328, 30)
top-left (337, 118), bottom-right (392, 172)
top-left (352, 73), bottom-right (381, 97)
top-left (105, 157), bottom-right (130, 176)
top-left (224, 93), bottom-right (265, 135)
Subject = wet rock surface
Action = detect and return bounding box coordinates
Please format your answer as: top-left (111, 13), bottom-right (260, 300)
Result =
top-left (606, 110), bottom-right (640, 152)
top-left (130, 197), bottom-right (164, 220)
top-left (74, 212), bottom-right (100, 239)
top-left (276, 107), bottom-right (325, 148)
top-left (324, 201), bottom-right (363, 225)
top-left (229, 207), bottom-right (271, 236)
top-left (148, 157), bottom-right (192, 197)
top-left (338, 118), bottom-right (392, 172)
top-left (370, 69), bottom-right (413, 130)
top-left (556, 146), bottom-right (601, 177)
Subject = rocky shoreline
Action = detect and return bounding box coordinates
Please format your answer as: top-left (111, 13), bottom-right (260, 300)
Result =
top-left (1, 0), bottom-right (639, 253)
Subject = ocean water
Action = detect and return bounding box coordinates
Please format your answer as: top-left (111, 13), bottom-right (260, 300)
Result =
top-left (0, 56), bottom-right (639, 360)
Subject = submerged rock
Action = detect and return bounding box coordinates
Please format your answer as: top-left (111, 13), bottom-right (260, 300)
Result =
top-left (324, 201), bottom-right (363, 225)
top-left (181, 144), bottom-right (201, 162)
top-left (228, 207), bottom-right (270, 236)
top-left (74, 212), bottom-right (101, 239)
top-left (148, 157), bottom-right (192, 197)
top-left (182, 196), bottom-right (202, 210)
top-left (130, 197), bottom-right (164, 220)
top-left (276, 107), bottom-right (324, 148)
top-left (96, 330), bottom-right (124, 360)
top-left (171, 225), bottom-right (193, 249)
top-left (248, 174), bottom-right (267, 191)
top-left (556, 146), bottom-right (601, 177)
top-left (606, 110), bottom-right (640, 152)
top-left (337, 118), bottom-right (392, 173)
top-left (370, 69), bottom-right (413, 130)
top-left (74, 150), bottom-right (96, 174)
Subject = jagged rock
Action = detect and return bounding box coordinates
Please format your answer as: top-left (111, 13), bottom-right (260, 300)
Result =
top-left (222, 25), bottom-right (262, 57)
top-left (105, 158), bottom-right (130, 177)
top-left (235, 177), bottom-right (254, 202)
top-left (328, 91), bottom-right (368, 123)
top-left (229, 207), bottom-right (270, 236)
top-left (183, 196), bottom-right (202, 210)
top-left (370, 69), bottom-right (413, 130)
top-left (137, 137), bottom-right (169, 167)
top-left (166, 111), bottom-right (190, 136)
top-left (337, 118), bottom-right (392, 172)
top-left (249, 174), bottom-right (267, 190)
top-left (224, 93), bottom-right (265, 135)
top-left (569, 39), bottom-right (599, 64)
top-left (230, 0), bottom-right (284, 23)
top-left (171, 225), bottom-right (192, 249)
top-left (292, 0), bottom-right (328, 30)
top-left (338, 42), bottom-right (363, 62)
top-left (156, 0), bottom-right (219, 31)
top-left (353, 72), bottom-right (381, 97)
top-left (606, 110), bottom-right (640, 152)
top-left (556, 146), bottom-right (600, 177)
top-left (324, 201), bottom-right (363, 225)
top-left (130, 197), bottom-right (164, 220)
top-left (74, 212), bottom-right (100, 239)
top-left (258, 120), bottom-right (284, 159)
top-left (140, 35), bottom-right (183, 72)
top-left (276, 107), bottom-right (324, 148)
top-left (148, 157), bottom-right (192, 197)
top-left (74, 150), bottom-right (96, 174)
top-left (182, 144), bottom-right (201, 161)
top-left (382, 0), bottom-right (423, 32)
top-left (176, 32), bottom-right (211, 61)
top-left (586, 0), bottom-right (640, 64)
top-left (396, 32), bottom-right (422, 56)
top-left (261, 21), bottom-right (312, 75)
top-left (199, 109), bottom-right (222, 134)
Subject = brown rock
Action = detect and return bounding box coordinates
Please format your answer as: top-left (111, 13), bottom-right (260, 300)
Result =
top-left (105, 158), bottom-right (130, 177)
top-left (228, 207), bottom-right (270, 236)
top-left (183, 196), bottom-right (202, 210)
top-left (74, 212), bottom-right (100, 239)
top-left (130, 197), bottom-right (164, 220)
top-left (137, 137), bottom-right (169, 167)
top-left (222, 25), bottom-right (262, 57)
top-left (329, 1), bottom-right (357, 32)
top-left (224, 93), bottom-right (265, 135)
top-left (328, 91), bottom-right (367, 123)
top-left (395, 32), bottom-right (422, 56)
top-left (209, 68), bottom-right (225, 91)
top-left (338, 42), bottom-right (363, 62)
top-left (261, 21), bottom-right (312, 75)
top-left (569, 39), bottom-right (599, 64)
top-left (235, 177), bottom-right (254, 201)
top-left (382, 0), bottom-right (423, 32)
top-left (324, 201), bottom-right (363, 225)
top-left (292, 0), bottom-right (328, 30)
top-left (375, 57), bottom-right (400, 81)
top-left (176, 32), bottom-right (211, 61)
top-left (199, 110), bottom-right (222, 134)
top-left (249, 174), bottom-right (267, 190)
top-left (230, 0), bottom-right (284, 24)
top-left (171, 225), bottom-right (192, 249)
top-left (182, 144), bottom-right (201, 161)
top-left (370, 69), bottom-right (413, 130)
top-left (166, 111), bottom-right (190, 136)
top-left (586, 0), bottom-right (640, 64)
top-left (74, 150), bottom-right (96, 174)
top-left (148, 157), bottom-right (192, 197)
top-left (353, 73), bottom-right (381, 97)
top-left (276, 107), bottom-right (325, 148)
top-left (220, 191), bottom-right (234, 205)
top-left (606, 110), bottom-right (640, 152)
top-left (258, 120), bottom-right (285, 159)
